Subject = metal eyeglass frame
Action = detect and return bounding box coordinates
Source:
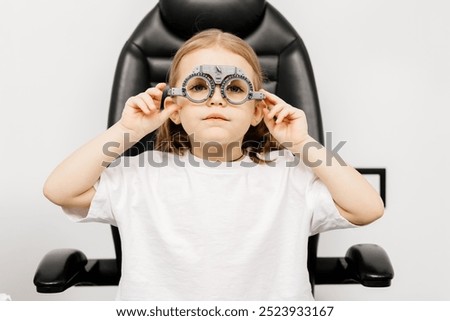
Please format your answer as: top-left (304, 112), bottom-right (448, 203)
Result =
top-left (167, 65), bottom-right (265, 105)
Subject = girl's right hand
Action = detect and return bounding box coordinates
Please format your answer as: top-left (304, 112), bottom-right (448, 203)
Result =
top-left (118, 82), bottom-right (180, 139)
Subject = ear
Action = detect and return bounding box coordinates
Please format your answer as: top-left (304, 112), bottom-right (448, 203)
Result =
top-left (165, 97), bottom-right (182, 124)
top-left (251, 101), bottom-right (265, 126)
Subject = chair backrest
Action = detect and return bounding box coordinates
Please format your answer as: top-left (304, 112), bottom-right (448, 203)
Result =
top-left (108, 0), bottom-right (324, 288)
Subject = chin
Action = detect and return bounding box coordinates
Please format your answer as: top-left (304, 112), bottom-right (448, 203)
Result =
top-left (201, 137), bottom-right (236, 146)
top-left (193, 128), bottom-right (236, 143)
top-left (192, 134), bottom-right (242, 149)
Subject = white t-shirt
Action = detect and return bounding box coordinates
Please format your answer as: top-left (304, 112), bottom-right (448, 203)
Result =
top-left (65, 149), bottom-right (356, 300)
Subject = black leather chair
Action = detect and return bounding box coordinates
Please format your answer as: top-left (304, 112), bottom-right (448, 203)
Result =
top-left (34, 0), bottom-right (394, 296)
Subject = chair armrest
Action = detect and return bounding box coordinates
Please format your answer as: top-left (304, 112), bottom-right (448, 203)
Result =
top-left (345, 243), bottom-right (394, 287)
top-left (33, 249), bottom-right (88, 293)
top-left (315, 244), bottom-right (394, 287)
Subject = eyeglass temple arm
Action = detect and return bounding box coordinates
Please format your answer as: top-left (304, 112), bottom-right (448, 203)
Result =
top-left (250, 91), bottom-right (265, 100)
top-left (168, 87), bottom-right (184, 97)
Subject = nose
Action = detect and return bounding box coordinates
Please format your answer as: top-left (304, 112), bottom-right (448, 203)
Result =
top-left (207, 86), bottom-right (226, 107)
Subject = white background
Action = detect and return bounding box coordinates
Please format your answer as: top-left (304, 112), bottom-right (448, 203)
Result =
top-left (1, 0), bottom-right (449, 300)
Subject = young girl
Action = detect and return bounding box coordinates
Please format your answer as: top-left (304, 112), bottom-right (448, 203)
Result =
top-left (44, 29), bottom-right (384, 300)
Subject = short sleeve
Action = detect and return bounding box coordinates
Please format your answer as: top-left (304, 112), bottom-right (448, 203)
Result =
top-left (306, 175), bottom-right (357, 236)
top-left (62, 162), bottom-right (122, 226)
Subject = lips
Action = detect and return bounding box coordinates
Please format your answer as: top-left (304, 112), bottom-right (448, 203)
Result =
top-left (203, 113), bottom-right (229, 121)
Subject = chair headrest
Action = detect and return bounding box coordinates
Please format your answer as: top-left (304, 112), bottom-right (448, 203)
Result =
top-left (159, 0), bottom-right (266, 39)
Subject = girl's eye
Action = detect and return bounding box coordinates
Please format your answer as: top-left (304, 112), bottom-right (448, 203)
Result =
top-left (190, 84), bottom-right (208, 92)
top-left (186, 77), bottom-right (209, 92)
top-left (225, 78), bottom-right (248, 96)
top-left (226, 85), bottom-right (244, 93)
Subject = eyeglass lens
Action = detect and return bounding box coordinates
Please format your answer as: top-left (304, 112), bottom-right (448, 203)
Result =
top-left (184, 76), bottom-right (250, 104)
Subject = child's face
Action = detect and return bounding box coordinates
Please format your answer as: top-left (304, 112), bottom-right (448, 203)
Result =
top-left (167, 47), bottom-right (264, 148)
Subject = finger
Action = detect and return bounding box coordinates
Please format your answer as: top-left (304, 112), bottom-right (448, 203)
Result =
top-left (138, 92), bottom-right (157, 111)
top-left (145, 87), bottom-right (164, 102)
top-left (155, 82), bottom-right (167, 91)
top-left (132, 96), bottom-right (151, 115)
top-left (125, 97), bottom-right (144, 113)
top-left (158, 102), bottom-right (181, 120)
top-left (263, 107), bottom-right (275, 131)
top-left (267, 103), bottom-right (284, 119)
top-left (275, 108), bottom-right (292, 124)
top-left (144, 89), bottom-right (163, 110)
top-left (261, 89), bottom-right (285, 106)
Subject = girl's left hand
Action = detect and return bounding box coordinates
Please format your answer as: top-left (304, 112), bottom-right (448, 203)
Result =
top-left (261, 89), bottom-right (310, 151)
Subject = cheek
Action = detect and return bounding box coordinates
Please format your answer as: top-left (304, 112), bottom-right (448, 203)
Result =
top-left (243, 103), bottom-right (258, 118)
top-left (177, 108), bottom-right (198, 133)
top-left (178, 104), bottom-right (194, 119)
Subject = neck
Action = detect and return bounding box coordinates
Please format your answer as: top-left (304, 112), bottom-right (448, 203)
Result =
top-left (191, 141), bottom-right (244, 162)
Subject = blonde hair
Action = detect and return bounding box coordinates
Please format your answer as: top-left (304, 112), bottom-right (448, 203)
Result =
top-left (155, 29), bottom-right (280, 163)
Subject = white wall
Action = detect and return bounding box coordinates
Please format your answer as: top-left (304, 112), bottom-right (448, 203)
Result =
top-left (1, 0), bottom-right (449, 300)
